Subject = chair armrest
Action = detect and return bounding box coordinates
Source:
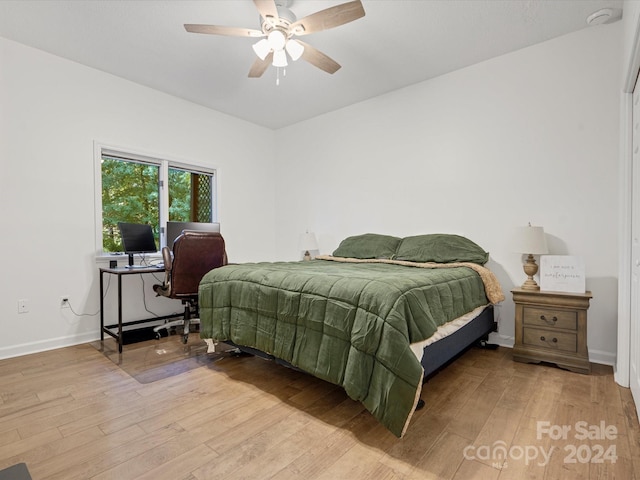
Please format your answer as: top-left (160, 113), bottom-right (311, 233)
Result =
top-left (161, 246), bottom-right (172, 270)
top-left (153, 246), bottom-right (173, 297)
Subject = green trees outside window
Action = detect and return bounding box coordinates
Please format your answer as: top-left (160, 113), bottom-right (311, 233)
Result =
top-left (101, 155), bottom-right (214, 253)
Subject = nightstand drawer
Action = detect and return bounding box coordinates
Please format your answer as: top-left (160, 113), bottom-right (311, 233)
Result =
top-left (523, 327), bottom-right (577, 353)
top-left (523, 307), bottom-right (577, 330)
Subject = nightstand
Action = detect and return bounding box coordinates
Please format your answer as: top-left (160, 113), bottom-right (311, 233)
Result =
top-left (511, 288), bottom-right (592, 374)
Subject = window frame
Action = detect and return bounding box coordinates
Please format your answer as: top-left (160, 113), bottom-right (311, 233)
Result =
top-left (94, 142), bottom-right (218, 257)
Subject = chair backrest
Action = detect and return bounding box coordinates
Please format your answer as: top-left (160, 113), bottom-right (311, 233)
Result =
top-left (170, 231), bottom-right (227, 298)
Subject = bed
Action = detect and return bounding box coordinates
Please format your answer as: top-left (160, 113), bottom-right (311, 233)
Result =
top-left (198, 233), bottom-right (504, 438)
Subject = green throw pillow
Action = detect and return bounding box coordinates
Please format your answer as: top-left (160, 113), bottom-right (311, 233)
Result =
top-left (333, 233), bottom-right (402, 259)
top-left (395, 234), bottom-right (489, 265)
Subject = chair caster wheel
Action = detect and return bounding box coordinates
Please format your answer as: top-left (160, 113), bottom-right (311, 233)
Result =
top-left (181, 335), bottom-right (189, 344)
top-left (155, 332), bottom-right (162, 340)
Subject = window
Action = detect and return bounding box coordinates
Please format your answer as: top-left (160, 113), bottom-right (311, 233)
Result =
top-left (96, 145), bottom-right (216, 254)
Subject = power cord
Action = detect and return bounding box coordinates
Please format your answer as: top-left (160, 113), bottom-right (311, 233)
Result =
top-left (61, 261), bottom-right (180, 319)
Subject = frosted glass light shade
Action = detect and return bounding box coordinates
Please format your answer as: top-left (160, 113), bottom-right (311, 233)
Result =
top-left (272, 49), bottom-right (288, 67)
top-left (267, 30), bottom-right (286, 51)
top-left (285, 39), bottom-right (304, 61)
top-left (252, 39), bottom-right (270, 60)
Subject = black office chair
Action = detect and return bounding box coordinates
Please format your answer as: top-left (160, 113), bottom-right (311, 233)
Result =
top-left (152, 230), bottom-right (227, 343)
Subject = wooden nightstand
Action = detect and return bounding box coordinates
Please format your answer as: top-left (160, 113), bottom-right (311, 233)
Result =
top-left (512, 288), bottom-right (592, 374)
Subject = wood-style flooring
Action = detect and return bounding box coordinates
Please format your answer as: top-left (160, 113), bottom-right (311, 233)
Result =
top-left (0, 336), bottom-right (639, 479)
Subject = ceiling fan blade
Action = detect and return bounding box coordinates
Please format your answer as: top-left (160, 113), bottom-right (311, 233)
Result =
top-left (184, 24), bottom-right (263, 37)
top-left (253, 0), bottom-right (279, 22)
top-left (248, 52), bottom-right (273, 78)
top-left (297, 41), bottom-right (341, 74)
top-left (290, 0), bottom-right (365, 36)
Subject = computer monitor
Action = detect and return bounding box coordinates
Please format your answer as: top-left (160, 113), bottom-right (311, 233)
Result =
top-left (166, 221), bottom-right (220, 249)
top-left (117, 222), bottom-right (158, 266)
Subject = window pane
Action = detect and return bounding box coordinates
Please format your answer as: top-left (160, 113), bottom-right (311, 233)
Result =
top-left (101, 156), bottom-right (160, 252)
top-left (168, 167), bottom-right (213, 223)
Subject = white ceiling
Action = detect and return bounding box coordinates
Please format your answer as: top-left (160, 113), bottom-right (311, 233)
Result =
top-left (0, 0), bottom-right (624, 129)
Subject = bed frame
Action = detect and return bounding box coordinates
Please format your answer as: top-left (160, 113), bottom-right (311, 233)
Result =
top-left (224, 305), bottom-right (496, 382)
top-left (422, 305), bottom-right (496, 379)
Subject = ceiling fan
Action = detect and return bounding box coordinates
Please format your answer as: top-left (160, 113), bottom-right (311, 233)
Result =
top-left (184, 0), bottom-right (365, 78)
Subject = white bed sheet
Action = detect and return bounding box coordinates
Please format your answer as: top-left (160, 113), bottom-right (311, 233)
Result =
top-left (409, 304), bottom-right (490, 361)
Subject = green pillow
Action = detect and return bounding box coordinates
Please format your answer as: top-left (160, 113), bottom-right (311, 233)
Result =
top-left (333, 233), bottom-right (401, 259)
top-left (395, 234), bottom-right (489, 265)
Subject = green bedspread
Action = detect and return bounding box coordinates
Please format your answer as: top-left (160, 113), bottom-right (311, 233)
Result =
top-left (198, 258), bottom-right (497, 437)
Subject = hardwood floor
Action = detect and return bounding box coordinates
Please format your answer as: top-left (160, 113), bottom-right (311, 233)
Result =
top-left (0, 337), bottom-right (639, 480)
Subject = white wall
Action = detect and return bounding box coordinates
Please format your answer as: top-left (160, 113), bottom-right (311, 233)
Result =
top-left (274, 23), bottom-right (623, 364)
top-left (0, 20), bottom-right (625, 363)
top-left (0, 37), bottom-right (277, 359)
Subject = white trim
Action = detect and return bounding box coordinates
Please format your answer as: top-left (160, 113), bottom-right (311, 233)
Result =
top-left (93, 141), bottom-right (105, 257)
top-left (0, 332), bottom-right (101, 361)
top-left (96, 142), bottom-right (218, 173)
top-left (617, 92), bottom-right (633, 387)
top-left (624, 18), bottom-right (640, 93)
top-left (490, 332), bottom-right (514, 348)
top-left (589, 349), bottom-right (617, 367)
top-left (617, 14), bottom-right (640, 388)
top-left (159, 160), bottom-right (170, 247)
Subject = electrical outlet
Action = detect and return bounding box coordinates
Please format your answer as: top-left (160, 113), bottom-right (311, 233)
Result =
top-left (60, 296), bottom-right (70, 309)
top-left (18, 299), bottom-right (28, 314)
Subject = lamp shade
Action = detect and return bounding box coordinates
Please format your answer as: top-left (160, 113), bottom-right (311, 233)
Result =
top-left (299, 232), bottom-right (318, 252)
top-left (512, 225), bottom-right (548, 255)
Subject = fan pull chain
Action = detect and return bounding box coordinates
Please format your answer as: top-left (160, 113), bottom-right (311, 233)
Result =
top-left (275, 67), bottom-right (287, 86)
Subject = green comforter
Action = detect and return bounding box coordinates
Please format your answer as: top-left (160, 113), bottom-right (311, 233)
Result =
top-left (198, 258), bottom-right (494, 437)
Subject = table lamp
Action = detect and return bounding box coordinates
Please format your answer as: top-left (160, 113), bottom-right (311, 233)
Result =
top-left (299, 231), bottom-right (318, 261)
top-left (513, 224), bottom-right (548, 290)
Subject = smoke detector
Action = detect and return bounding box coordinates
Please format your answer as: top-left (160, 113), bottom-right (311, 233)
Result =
top-left (586, 8), bottom-right (622, 26)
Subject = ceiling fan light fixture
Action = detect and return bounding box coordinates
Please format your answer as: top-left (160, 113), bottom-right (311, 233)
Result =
top-left (285, 39), bottom-right (304, 61)
top-left (185, 0), bottom-right (366, 79)
top-left (273, 49), bottom-right (288, 67)
top-left (252, 38), bottom-right (271, 60)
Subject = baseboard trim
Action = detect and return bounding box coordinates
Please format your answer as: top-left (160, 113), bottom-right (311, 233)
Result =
top-left (0, 332), bottom-right (100, 360)
top-left (0, 331), bottom-right (619, 368)
top-left (588, 349), bottom-right (616, 367)
top-left (489, 332), bottom-right (514, 348)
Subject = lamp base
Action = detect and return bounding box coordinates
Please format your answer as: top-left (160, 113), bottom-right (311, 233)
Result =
top-left (521, 254), bottom-right (541, 290)
top-left (520, 280), bottom-right (541, 291)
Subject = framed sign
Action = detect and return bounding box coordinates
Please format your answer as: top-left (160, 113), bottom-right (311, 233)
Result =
top-left (539, 255), bottom-right (586, 293)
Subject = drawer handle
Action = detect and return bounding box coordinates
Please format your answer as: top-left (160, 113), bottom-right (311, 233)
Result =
top-left (540, 335), bottom-right (558, 343)
top-left (540, 315), bottom-right (558, 323)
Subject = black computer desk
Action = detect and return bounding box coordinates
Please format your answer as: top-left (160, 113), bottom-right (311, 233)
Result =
top-left (99, 265), bottom-right (180, 353)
